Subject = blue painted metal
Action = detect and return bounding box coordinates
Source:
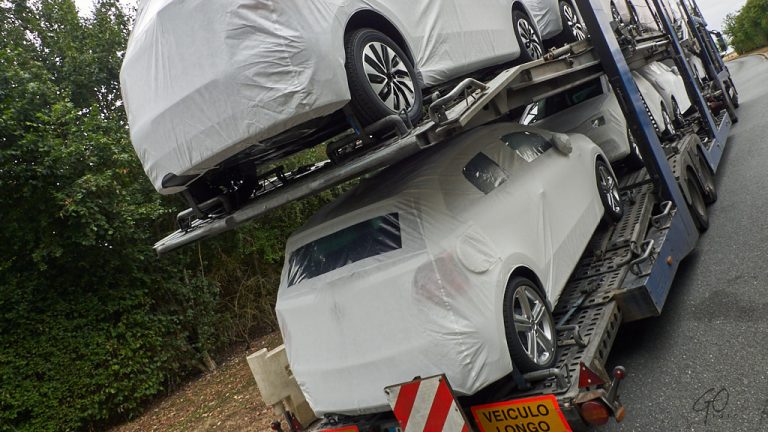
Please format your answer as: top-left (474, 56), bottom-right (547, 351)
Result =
top-left (678, 0), bottom-right (739, 142)
top-left (573, 0), bottom-right (700, 320)
top-left (653, 0), bottom-right (731, 172)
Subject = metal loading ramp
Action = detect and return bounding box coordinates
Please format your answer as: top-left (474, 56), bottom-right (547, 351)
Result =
top-left (154, 33), bottom-right (681, 255)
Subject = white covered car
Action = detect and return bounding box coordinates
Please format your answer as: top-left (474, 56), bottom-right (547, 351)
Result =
top-left (276, 122), bottom-right (623, 415)
top-left (121, 0), bottom-right (588, 196)
top-left (638, 61), bottom-right (692, 125)
top-left (522, 67), bottom-right (682, 167)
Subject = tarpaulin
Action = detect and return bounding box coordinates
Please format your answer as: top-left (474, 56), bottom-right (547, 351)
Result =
top-left (275, 123), bottom-right (607, 415)
top-left (121, 0), bottom-right (537, 193)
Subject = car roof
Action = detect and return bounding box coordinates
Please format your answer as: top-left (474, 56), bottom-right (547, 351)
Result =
top-left (287, 122), bottom-right (562, 247)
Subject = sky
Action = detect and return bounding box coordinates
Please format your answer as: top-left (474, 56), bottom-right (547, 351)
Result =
top-left (694, 0), bottom-right (747, 31)
top-left (72, 0), bottom-right (744, 34)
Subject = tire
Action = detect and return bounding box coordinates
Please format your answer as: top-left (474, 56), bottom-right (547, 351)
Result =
top-left (671, 97), bottom-right (685, 128)
top-left (610, 1), bottom-right (624, 24)
top-left (553, 1), bottom-right (587, 45)
top-left (503, 277), bottom-right (557, 373)
top-left (513, 10), bottom-right (544, 62)
top-left (696, 154), bottom-right (718, 205)
top-left (344, 28), bottom-right (422, 127)
top-left (726, 79), bottom-right (739, 108)
top-left (623, 128), bottom-right (645, 171)
top-left (660, 103), bottom-right (677, 141)
top-left (596, 159), bottom-right (624, 222)
top-left (686, 173), bottom-right (709, 231)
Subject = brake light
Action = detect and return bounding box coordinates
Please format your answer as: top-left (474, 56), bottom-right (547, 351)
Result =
top-left (579, 400), bottom-right (611, 426)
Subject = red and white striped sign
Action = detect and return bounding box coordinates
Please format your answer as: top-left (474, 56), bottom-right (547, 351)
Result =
top-left (385, 375), bottom-right (470, 432)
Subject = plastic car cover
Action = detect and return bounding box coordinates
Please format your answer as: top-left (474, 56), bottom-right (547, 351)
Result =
top-left (523, 0), bottom-right (564, 40)
top-left (121, 0), bottom-right (523, 194)
top-left (637, 62), bottom-right (693, 114)
top-left (275, 123), bottom-right (605, 416)
top-left (528, 77), bottom-right (630, 162)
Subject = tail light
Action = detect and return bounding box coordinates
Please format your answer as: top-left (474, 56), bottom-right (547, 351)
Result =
top-left (579, 400), bottom-right (611, 426)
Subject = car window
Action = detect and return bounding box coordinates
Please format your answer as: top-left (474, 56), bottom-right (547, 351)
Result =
top-left (501, 131), bottom-right (553, 163)
top-left (287, 213), bottom-right (402, 286)
top-left (528, 78), bottom-right (604, 123)
top-left (462, 152), bottom-right (508, 194)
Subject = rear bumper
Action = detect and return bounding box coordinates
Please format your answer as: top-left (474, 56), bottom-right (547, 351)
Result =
top-left (121, 0), bottom-right (350, 193)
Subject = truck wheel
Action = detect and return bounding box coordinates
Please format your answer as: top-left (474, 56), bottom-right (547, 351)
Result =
top-left (697, 154), bottom-right (718, 204)
top-left (686, 172), bottom-right (709, 231)
top-left (513, 10), bottom-right (543, 62)
top-left (554, 1), bottom-right (587, 45)
top-left (344, 28), bottom-right (422, 127)
top-left (503, 276), bottom-right (557, 373)
top-left (596, 159), bottom-right (624, 222)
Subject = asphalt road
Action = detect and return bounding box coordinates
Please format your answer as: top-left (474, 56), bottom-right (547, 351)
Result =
top-left (604, 54), bottom-right (768, 431)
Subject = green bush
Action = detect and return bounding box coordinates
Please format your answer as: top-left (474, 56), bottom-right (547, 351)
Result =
top-left (723, 0), bottom-right (768, 53)
top-left (0, 1), bottom-right (336, 430)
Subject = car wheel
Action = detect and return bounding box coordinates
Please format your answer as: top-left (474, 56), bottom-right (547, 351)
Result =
top-left (344, 28), bottom-right (423, 127)
top-left (513, 10), bottom-right (544, 62)
top-left (623, 129), bottom-right (645, 171)
top-left (554, 1), bottom-right (587, 45)
top-left (661, 103), bottom-right (677, 140)
top-left (610, 1), bottom-right (624, 23)
top-left (696, 153), bottom-right (718, 204)
top-left (685, 171), bottom-right (709, 231)
top-left (503, 276), bottom-right (557, 373)
top-left (596, 159), bottom-right (624, 222)
top-left (725, 79), bottom-right (739, 108)
top-left (671, 97), bottom-right (685, 128)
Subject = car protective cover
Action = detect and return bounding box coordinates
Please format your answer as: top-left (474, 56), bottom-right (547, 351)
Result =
top-left (276, 124), bottom-right (604, 415)
top-left (531, 90), bottom-right (630, 162)
top-left (637, 62), bottom-right (693, 114)
top-left (121, 0), bottom-right (522, 193)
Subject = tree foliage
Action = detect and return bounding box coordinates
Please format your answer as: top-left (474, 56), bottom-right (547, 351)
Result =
top-left (723, 0), bottom-right (768, 53)
top-left (0, 1), bottom-right (332, 430)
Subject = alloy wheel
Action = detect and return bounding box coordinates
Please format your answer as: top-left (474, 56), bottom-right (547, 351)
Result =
top-left (512, 285), bottom-right (556, 366)
top-left (362, 42), bottom-right (416, 112)
top-left (662, 105), bottom-right (676, 136)
top-left (517, 17), bottom-right (543, 60)
top-left (563, 3), bottom-right (587, 40)
top-left (611, 2), bottom-right (623, 23)
top-left (598, 164), bottom-right (622, 214)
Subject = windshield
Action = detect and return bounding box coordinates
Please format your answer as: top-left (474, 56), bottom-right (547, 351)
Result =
top-left (286, 213), bottom-right (402, 286)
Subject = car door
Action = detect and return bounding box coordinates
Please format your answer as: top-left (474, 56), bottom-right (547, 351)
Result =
top-left (364, 0), bottom-right (519, 86)
top-left (491, 129), bottom-right (595, 300)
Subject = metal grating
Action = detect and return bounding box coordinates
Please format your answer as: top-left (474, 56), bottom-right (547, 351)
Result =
top-left (607, 184), bottom-right (654, 249)
top-left (554, 267), bottom-right (627, 314)
top-left (514, 302), bottom-right (623, 398)
top-left (571, 246), bottom-right (633, 281)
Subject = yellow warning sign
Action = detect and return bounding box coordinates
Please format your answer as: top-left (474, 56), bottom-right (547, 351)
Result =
top-left (471, 394), bottom-right (572, 432)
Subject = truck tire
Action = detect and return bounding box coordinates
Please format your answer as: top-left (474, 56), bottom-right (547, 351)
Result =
top-left (697, 153), bottom-right (718, 205)
top-left (503, 276), bottom-right (557, 373)
top-left (686, 171), bottom-right (709, 231)
top-left (344, 28), bottom-right (422, 127)
top-left (596, 159), bottom-right (624, 222)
